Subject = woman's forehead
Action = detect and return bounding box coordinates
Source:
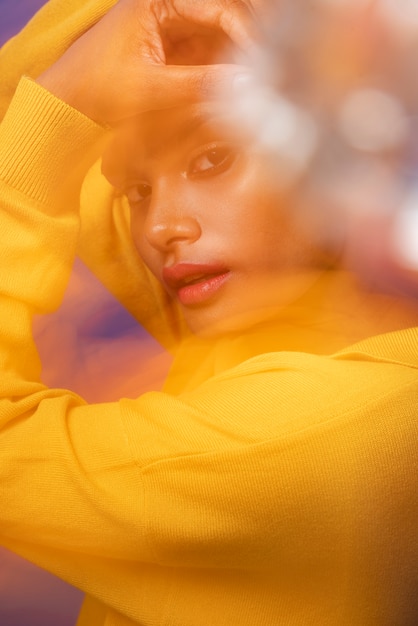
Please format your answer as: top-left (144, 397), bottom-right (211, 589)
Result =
top-left (120, 102), bottom-right (237, 157)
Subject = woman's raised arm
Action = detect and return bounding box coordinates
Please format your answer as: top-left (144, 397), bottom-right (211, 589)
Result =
top-left (36, 0), bottom-right (258, 123)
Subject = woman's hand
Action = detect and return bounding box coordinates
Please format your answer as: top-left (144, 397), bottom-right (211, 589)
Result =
top-left (36, 0), bottom-right (259, 124)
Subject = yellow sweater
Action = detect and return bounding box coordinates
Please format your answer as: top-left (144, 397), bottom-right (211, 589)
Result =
top-left (1, 4), bottom-right (418, 626)
top-left (0, 75), bottom-right (418, 626)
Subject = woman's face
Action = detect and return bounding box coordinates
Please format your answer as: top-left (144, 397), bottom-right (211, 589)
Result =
top-left (104, 104), bottom-right (325, 335)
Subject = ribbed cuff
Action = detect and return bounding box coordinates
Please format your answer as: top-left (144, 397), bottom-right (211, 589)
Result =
top-left (0, 76), bottom-right (107, 211)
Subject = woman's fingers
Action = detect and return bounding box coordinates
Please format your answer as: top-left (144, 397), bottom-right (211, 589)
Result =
top-left (139, 0), bottom-right (261, 67)
top-left (164, 0), bottom-right (261, 53)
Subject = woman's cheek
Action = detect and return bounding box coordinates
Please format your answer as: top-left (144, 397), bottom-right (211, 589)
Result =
top-left (130, 210), bottom-right (151, 261)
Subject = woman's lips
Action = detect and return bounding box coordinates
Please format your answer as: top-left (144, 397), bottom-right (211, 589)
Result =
top-left (162, 263), bottom-right (231, 306)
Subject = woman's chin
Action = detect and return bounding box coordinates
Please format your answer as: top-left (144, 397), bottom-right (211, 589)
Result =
top-left (183, 269), bottom-right (326, 339)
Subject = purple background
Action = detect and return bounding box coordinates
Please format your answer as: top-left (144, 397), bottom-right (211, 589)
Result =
top-left (0, 0), bottom-right (47, 46)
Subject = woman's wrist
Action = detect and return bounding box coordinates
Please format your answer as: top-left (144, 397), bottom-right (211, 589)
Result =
top-left (36, 53), bottom-right (102, 123)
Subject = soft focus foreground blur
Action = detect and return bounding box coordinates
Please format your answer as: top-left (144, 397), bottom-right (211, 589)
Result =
top-left (230, 0), bottom-right (418, 296)
top-left (1, 2), bottom-right (418, 626)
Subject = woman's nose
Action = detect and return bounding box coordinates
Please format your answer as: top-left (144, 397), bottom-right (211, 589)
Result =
top-left (144, 194), bottom-right (202, 252)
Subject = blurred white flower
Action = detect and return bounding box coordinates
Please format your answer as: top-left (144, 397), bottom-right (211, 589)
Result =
top-left (392, 191), bottom-right (418, 269)
top-left (234, 82), bottom-right (318, 185)
top-left (312, 0), bottom-right (370, 9)
top-left (338, 88), bottom-right (409, 153)
top-left (377, 0), bottom-right (418, 36)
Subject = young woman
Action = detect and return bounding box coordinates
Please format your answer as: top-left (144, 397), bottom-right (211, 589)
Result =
top-left (0, 1), bottom-right (417, 625)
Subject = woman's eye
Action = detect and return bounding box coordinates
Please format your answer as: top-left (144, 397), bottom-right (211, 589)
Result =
top-left (188, 145), bottom-right (235, 177)
top-left (125, 182), bottom-right (152, 206)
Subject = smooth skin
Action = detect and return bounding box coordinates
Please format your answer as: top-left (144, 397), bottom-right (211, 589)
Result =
top-left (103, 104), bottom-right (326, 335)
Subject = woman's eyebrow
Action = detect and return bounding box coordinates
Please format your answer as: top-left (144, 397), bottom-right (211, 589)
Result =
top-left (172, 112), bottom-right (213, 141)
top-left (157, 110), bottom-right (229, 155)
